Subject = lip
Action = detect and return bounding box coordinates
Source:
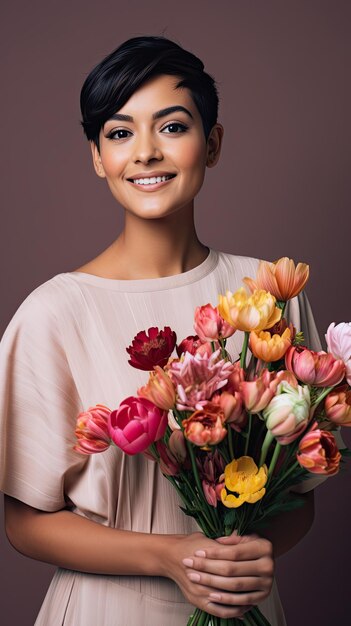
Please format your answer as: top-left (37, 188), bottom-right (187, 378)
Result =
top-left (127, 173), bottom-right (177, 191)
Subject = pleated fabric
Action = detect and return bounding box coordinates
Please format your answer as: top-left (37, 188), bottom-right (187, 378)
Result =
top-left (0, 248), bottom-right (340, 625)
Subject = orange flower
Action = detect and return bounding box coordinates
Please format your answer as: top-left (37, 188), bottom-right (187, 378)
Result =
top-left (137, 365), bottom-right (176, 410)
top-left (244, 257), bottom-right (309, 301)
top-left (325, 384), bottom-right (351, 426)
top-left (249, 325), bottom-right (292, 362)
top-left (218, 287), bottom-right (281, 332)
top-left (182, 402), bottom-right (227, 448)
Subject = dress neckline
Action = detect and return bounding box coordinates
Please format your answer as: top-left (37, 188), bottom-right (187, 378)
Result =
top-left (64, 247), bottom-right (219, 292)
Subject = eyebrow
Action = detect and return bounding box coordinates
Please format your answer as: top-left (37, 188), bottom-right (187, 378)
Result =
top-left (105, 105), bottom-right (194, 124)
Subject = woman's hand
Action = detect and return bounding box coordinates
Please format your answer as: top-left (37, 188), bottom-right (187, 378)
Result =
top-left (166, 531), bottom-right (274, 619)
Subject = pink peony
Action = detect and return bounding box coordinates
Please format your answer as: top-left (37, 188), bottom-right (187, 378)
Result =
top-left (108, 396), bottom-right (167, 455)
top-left (325, 322), bottom-right (351, 385)
top-left (168, 349), bottom-right (234, 411)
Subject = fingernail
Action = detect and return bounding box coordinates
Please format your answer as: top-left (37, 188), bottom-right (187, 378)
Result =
top-left (182, 558), bottom-right (193, 567)
top-left (209, 592), bottom-right (221, 601)
top-left (194, 550), bottom-right (206, 557)
top-left (187, 572), bottom-right (201, 582)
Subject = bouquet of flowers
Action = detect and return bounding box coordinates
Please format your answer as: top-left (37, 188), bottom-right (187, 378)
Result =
top-left (74, 257), bottom-right (351, 626)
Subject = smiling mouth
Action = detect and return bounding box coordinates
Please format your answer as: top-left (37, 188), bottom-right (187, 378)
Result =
top-left (127, 174), bottom-right (176, 187)
top-left (127, 174), bottom-right (177, 190)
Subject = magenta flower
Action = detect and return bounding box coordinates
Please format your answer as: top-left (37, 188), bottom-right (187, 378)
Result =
top-left (126, 326), bottom-right (177, 371)
top-left (194, 303), bottom-right (235, 342)
top-left (74, 404), bottom-right (111, 454)
top-left (168, 349), bottom-right (234, 411)
top-left (285, 345), bottom-right (346, 387)
top-left (108, 396), bottom-right (168, 455)
top-left (325, 322), bottom-right (351, 385)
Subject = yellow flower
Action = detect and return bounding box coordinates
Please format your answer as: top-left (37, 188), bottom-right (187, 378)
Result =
top-left (220, 456), bottom-right (268, 508)
top-left (249, 327), bottom-right (292, 362)
top-left (218, 287), bottom-right (282, 332)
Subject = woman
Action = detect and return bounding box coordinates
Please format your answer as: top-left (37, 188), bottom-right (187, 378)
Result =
top-left (0, 35), bottom-right (327, 625)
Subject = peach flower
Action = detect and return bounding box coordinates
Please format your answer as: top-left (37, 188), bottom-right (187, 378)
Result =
top-left (243, 257), bottom-right (309, 301)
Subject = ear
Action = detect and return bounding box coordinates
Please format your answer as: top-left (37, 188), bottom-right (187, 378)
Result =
top-left (90, 141), bottom-right (106, 178)
top-left (206, 123), bottom-right (224, 168)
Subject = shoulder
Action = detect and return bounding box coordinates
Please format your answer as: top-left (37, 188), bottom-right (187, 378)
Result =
top-left (1, 273), bottom-right (82, 348)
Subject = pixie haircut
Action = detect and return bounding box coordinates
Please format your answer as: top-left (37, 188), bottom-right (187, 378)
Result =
top-left (80, 35), bottom-right (219, 151)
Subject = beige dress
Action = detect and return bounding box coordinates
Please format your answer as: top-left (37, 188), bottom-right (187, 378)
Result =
top-left (0, 248), bottom-right (337, 626)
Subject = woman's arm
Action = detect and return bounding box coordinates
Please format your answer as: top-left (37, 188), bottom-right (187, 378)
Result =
top-left (4, 494), bottom-right (274, 619)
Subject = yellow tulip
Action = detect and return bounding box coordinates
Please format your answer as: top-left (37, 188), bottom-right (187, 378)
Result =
top-left (220, 456), bottom-right (268, 508)
top-left (249, 327), bottom-right (292, 362)
top-left (218, 287), bottom-right (282, 332)
top-left (243, 257), bottom-right (309, 301)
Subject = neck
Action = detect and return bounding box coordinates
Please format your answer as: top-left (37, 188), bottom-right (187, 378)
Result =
top-left (109, 204), bottom-right (209, 280)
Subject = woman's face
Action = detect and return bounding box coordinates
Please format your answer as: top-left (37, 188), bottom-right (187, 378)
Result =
top-left (91, 74), bottom-right (223, 220)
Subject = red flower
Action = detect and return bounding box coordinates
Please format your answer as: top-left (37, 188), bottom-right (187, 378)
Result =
top-left (126, 326), bottom-right (177, 371)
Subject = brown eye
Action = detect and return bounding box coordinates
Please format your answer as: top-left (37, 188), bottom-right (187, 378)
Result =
top-left (162, 123), bottom-right (188, 134)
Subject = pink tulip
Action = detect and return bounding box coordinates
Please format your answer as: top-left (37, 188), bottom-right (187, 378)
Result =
top-left (262, 382), bottom-right (310, 444)
top-left (202, 480), bottom-right (218, 507)
top-left (176, 335), bottom-right (216, 358)
top-left (108, 396), bottom-right (168, 455)
top-left (285, 345), bottom-right (346, 387)
top-left (211, 390), bottom-right (247, 432)
top-left (224, 361), bottom-right (245, 394)
top-left (325, 384), bottom-right (351, 426)
top-left (240, 369), bottom-right (293, 414)
top-left (168, 430), bottom-right (188, 463)
top-left (297, 422), bottom-right (341, 475)
top-left (194, 303), bottom-right (235, 342)
top-left (325, 322), bottom-right (351, 385)
top-left (156, 440), bottom-right (180, 476)
top-left (74, 404), bottom-right (111, 454)
top-left (182, 402), bottom-right (227, 447)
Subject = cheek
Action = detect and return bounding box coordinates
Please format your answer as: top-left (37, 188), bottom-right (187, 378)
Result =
top-left (177, 138), bottom-right (207, 171)
top-left (99, 146), bottom-right (126, 177)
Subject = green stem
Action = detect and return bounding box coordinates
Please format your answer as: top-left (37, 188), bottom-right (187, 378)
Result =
top-left (240, 332), bottom-right (250, 370)
top-left (227, 425), bottom-right (234, 460)
top-left (185, 439), bottom-right (219, 533)
top-left (268, 441), bottom-right (282, 479)
top-left (312, 385), bottom-right (334, 411)
top-left (259, 430), bottom-right (274, 466)
top-left (211, 341), bottom-right (216, 353)
top-left (244, 412), bottom-right (252, 455)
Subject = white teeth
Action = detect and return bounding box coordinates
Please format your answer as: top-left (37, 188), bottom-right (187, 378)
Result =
top-left (132, 175), bottom-right (173, 185)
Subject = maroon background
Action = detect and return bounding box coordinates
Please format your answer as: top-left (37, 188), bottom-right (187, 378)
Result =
top-left (1, 1), bottom-right (350, 624)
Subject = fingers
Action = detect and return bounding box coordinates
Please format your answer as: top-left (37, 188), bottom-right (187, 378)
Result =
top-left (193, 537), bottom-right (273, 565)
top-left (183, 555), bottom-right (271, 577)
top-left (187, 571), bottom-right (267, 594)
top-left (216, 532), bottom-right (260, 544)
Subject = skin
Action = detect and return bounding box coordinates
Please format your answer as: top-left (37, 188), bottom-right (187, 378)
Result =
top-left (4, 73), bottom-right (315, 619)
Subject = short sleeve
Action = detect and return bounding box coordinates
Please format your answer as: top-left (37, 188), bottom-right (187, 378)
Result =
top-left (285, 290), bottom-right (346, 493)
top-left (0, 289), bottom-right (86, 511)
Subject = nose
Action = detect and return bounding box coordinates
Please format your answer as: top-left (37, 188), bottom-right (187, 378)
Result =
top-left (133, 129), bottom-right (163, 164)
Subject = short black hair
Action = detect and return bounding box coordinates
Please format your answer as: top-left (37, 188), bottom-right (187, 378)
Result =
top-left (80, 35), bottom-right (220, 151)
